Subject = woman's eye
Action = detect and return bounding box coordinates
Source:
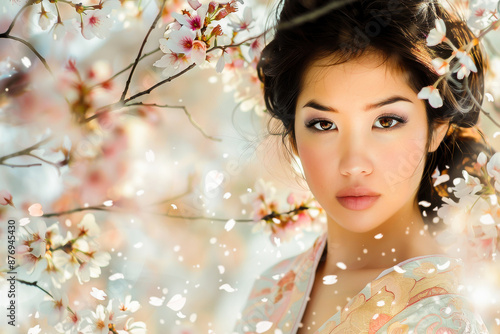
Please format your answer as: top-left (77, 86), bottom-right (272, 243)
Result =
top-left (308, 120), bottom-right (337, 131)
top-left (373, 116), bottom-right (404, 129)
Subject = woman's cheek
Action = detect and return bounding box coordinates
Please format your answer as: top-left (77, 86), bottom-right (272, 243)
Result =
top-left (380, 140), bottom-right (427, 192)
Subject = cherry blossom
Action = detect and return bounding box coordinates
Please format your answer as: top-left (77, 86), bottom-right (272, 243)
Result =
top-left (165, 26), bottom-right (207, 65)
top-left (80, 0), bottom-right (121, 40)
top-left (426, 18), bottom-right (447, 46)
top-left (431, 57), bottom-right (450, 75)
top-left (417, 85), bottom-right (443, 108)
top-left (172, 4), bottom-right (208, 31)
top-left (451, 170), bottom-right (483, 198)
top-left (39, 290), bottom-right (69, 326)
top-left (38, 3), bottom-right (56, 31)
top-left (153, 51), bottom-right (193, 77)
top-left (81, 304), bottom-right (110, 334)
top-left (118, 318), bottom-right (147, 334)
top-left (454, 50), bottom-right (478, 79)
top-left (228, 7), bottom-right (253, 31)
top-left (0, 189), bottom-right (14, 207)
top-left (468, 0), bottom-right (499, 30)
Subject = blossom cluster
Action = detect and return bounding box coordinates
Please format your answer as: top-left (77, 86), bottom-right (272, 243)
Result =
top-left (30, 0), bottom-right (121, 40)
top-left (153, 0), bottom-right (266, 113)
top-left (436, 152), bottom-right (500, 263)
top-left (16, 213), bottom-right (111, 287)
top-left (240, 179), bottom-right (324, 245)
top-left (417, 0), bottom-right (499, 109)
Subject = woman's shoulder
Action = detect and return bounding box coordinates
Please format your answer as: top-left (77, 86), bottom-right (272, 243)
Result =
top-left (318, 253), bottom-right (490, 333)
top-left (233, 233), bottom-right (327, 333)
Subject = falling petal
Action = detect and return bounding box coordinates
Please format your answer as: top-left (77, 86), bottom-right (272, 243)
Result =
top-left (322, 275), bottom-right (338, 285)
top-left (256, 321), bottom-right (273, 333)
top-left (109, 273), bottom-right (124, 281)
top-left (374, 233), bottom-right (383, 239)
top-left (28, 203), bottom-right (44, 216)
top-left (485, 93), bottom-right (494, 102)
top-left (224, 219), bottom-right (236, 231)
top-left (219, 283), bottom-right (236, 292)
top-left (437, 261), bottom-right (451, 271)
top-left (167, 294), bottom-right (186, 311)
top-left (90, 287), bottom-right (107, 300)
top-left (149, 296), bottom-right (164, 306)
top-left (394, 265), bottom-right (406, 274)
top-left (336, 262), bottom-right (347, 270)
top-left (218, 265), bottom-right (225, 274)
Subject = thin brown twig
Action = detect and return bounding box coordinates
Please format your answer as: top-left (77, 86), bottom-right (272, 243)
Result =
top-left (120, 0), bottom-right (167, 101)
top-left (0, 35), bottom-right (53, 74)
top-left (42, 205), bottom-right (108, 218)
top-left (3, 0), bottom-right (36, 35)
top-left (0, 136), bottom-right (53, 167)
top-left (123, 63), bottom-right (197, 103)
top-left (464, 77), bottom-right (500, 128)
top-left (91, 48), bottom-right (161, 89)
top-left (16, 278), bottom-right (54, 298)
top-left (124, 102), bottom-right (222, 141)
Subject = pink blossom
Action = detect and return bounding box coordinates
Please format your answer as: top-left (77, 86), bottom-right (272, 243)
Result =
top-left (0, 190), bottom-right (14, 207)
top-left (171, 5), bottom-right (208, 31)
top-left (418, 86), bottom-right (443, 108)
top-left (165, 26), bottom-right (206, 65)
top-left (154, 52), bottom-right (193, 77)
top-left (81, 0), bottom-right (120, 40)
top-left (228, 7), bottom-right (253, 31)
top-left (249, 36), bottom-right (264, 61)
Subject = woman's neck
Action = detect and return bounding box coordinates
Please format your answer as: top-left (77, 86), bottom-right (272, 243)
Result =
top-left (324, 201), bottom-right (443, 271)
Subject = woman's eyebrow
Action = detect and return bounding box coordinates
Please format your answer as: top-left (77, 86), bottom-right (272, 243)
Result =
top-left (302, 96), bottom-right (413, 112)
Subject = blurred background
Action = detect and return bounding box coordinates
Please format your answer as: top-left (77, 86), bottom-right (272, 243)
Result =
top-left (0, 0), bottom-right (499, 333)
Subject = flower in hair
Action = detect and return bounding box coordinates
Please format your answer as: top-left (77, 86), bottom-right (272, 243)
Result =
top-left (417, 86), bottom-right (443, 108)
top-left (454, 50), bottom-right (478, 79)
top-left (426, 18), bottom-right (447, 46)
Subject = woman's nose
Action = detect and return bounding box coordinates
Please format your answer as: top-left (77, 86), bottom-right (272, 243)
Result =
top-left (338, 134), bottom-right (374, 177)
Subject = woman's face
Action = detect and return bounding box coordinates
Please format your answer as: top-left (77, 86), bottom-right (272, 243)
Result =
top-left (294, 53), bottom-right (445, 233)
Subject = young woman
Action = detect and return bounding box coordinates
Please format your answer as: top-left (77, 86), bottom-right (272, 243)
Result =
top-left (234, 0), bottom-right (492, 333)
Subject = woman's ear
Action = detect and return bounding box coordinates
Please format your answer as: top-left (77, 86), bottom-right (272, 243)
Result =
top-left (428, 122), bottom-right (450, 153)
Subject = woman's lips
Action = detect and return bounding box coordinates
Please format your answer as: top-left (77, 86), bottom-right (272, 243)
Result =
top-left (336, 195), bottom-right (380, 211)
top-left (336, 187), bottom-right (381, 211)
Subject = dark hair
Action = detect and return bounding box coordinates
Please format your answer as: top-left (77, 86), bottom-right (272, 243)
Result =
top-left (258, 0), bottom-right (493, 226)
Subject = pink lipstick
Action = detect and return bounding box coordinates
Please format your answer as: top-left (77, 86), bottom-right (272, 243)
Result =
top-left (336, 187), bottom-right (380, 211)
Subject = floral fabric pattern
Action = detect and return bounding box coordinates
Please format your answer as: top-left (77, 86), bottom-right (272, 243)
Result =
top-left (235, 234), bottom-right (489, 334)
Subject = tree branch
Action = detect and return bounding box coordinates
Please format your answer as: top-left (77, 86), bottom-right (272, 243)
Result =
top-left (0, 136), bottom-right (53, 168)
top-left (91, 48), bottom-right (161, 90)
top-left (0, 35), bottom-right (53, 75)
top-left (465, 77), bottom-right (500, 128)
top-left (120, 0), bottom-right (167, 101)
top-left (124, 102), bottom-right (222, 141)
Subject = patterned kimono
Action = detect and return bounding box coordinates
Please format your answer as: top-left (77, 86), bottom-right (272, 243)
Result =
top-left (234, 233), bottom-right (489, 333)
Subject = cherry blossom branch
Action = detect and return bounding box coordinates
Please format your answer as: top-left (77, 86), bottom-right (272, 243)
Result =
top-left (0, 136), bottom-right (54, 168)
top-left (3, 0), bottom-right (36, 35)
top-left (91, 48), bottom-right (161, 89)
top-left (464, 77), bottom-right (500, 128)
top-left (120, 0), bottom-right (167, 101)
top-left (16, 278), bottom-right (54, 299)
top-left (42, 205), bottom-right (108, 218)
top-left (207, 31), bottom-right (267, 52)
top-left (160, 205), bottom-right (312, 222)
top-left (123, 63), bottom-right (198, 103)
top-left (124, 102), bottom-right (222, 141)
top-left (0, 35), bottom-right (53, 75)
top-left (147, 173), bottom-right (195, 206)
